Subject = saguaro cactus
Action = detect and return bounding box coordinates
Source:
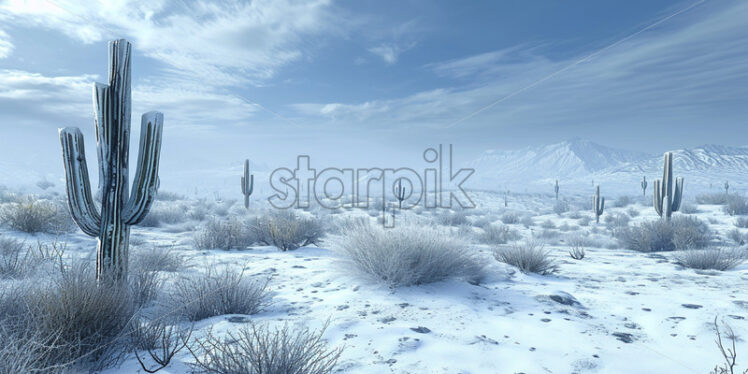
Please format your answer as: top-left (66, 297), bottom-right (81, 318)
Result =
top-left (504, 191), bottom-right (508, 207)
top-left (725, 181), bottom-right (730, 195)
top-left (593, 185), bottom-right (605, 223)
top-left (653, 152), bottom-right (683, 221)
top-left (394, 179), bottom-right (406, 209)
top-left (554, 180), bottom-right (559, 200)
top-left (641, 176), bottom-right (647, 197)
top-left (241, 159), bottom-right (254, 209)
top-left (60, 39), bottom-right (163, 280)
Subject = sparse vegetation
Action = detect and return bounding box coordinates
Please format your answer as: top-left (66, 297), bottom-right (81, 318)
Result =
top-left (252, 211), bottom-right (324, 251)
top-left (697, 193), bottom-right (728, 205)
top-left (674, 248), bottom-right (745, 271)
top-left (171, 266), bottom-right (270, 321)
top-left (194, 217), bottom-right (255, 250)
top-left (478, 224), bottom-right (521, 245)
top-left (616, 215), bottom-right (711, 252)
top-left (724, 195), bottom-right (748, 216)
top-left (0, 197), bottom-right (75, 233)
top-left (336, 221), bottom-right (484, 287)
top-left (189, 322), bottom-right (342, 374)
top-left (493, 240), bottom-right (557, 275)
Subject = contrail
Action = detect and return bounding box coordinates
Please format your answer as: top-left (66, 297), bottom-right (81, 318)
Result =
top-left (442, 0), bottom-right (709, 129)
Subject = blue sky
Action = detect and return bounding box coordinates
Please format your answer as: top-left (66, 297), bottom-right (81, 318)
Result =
top-left (0, 0), bottom-right (746, 182)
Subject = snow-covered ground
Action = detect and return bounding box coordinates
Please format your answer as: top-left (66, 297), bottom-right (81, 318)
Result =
top-left (2, 190), bottom-right (747, 374)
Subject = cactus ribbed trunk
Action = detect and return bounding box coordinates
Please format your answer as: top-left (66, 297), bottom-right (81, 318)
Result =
top-left (593, 185), bottom-right (604, 224)
top-left (241, 159), bottom-right (254, 209)
top-left (653, 152), bottom-right (683, 221)
top-left (60, 39), bottom-right (163, 281)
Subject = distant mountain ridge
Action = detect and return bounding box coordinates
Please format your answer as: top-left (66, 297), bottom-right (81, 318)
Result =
top-left (466, 139), bottom-right (748, 193)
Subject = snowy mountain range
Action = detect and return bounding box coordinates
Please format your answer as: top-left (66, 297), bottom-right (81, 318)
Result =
top-left (466, 138), bottom-right (748, 195)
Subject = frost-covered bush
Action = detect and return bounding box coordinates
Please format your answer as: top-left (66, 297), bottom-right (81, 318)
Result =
top-left (520, 216), bottom-right (535, 227)
top-left (336, 221), bottom-right (484, 287)
top-left (194, 218), bottom-right (255, 250)
top-left (727, 229), bottom-right (745, 246)
top-left (0, 262), bottom-right (137, 372)
top-left (493, 240), bottom-right (557, 275)
top-left (578, 216), bottom-right (591, 227)
top-left (735, 217), bottom-right (748, 228)
top-left (540, 219), bottom-right (556, 229)
top-left (501, 212), bottom-right (520, 224)
top-left (131, 246), bottom-right (187, 273)
top-left (696, 193), bottom-right (728, 205)
top-left (437, 210), bottom-right (469, 226)
top-left (553, 201), bottom-right (569, 215)
top-left (626, 207), bottom-right (640, 217)
top-left (679, 202), bottom-right (699, 214)
top-left (605, 213), bottom-right (630, 231)
top-left (616, 216), bottom-right (711, 252)
top-left (724, 195), bottom-right (748, 216)
top-left (138, 202), bottom-right (188, 227)
top-left (613, 195), bottom-right (632, 208)
top-left (478, 224), bottom-right (521, 245)
top-left (171, 266), bottom-right (270, 321)
top-left (155, 190), bottom-right (184, 202)
top-left (674, 248), bottom-right (745, 271)
top-left (0, 197), bottom-right (75, 234)
top-left (0, 238), bottom-right (31, 278)
top-left (252, 211), bottom-right (323, 251)
top-left (190, 322), bottom-right (342, 374)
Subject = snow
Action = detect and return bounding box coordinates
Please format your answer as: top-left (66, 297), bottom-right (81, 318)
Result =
top-left (3, 190), bottom-right (746, 374)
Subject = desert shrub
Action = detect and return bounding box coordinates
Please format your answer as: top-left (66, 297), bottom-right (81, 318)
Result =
top-left (501, 212), bottom-right (520, 224)
top-left (213, 200), bottom-right (237, 217)
top-left (540, 219), bottom-right (556, 229)
top-left (520, 216), bottom-right (535, 227)
top-left (189, 322), bottom-right (342, 374)
top-left (680, 202), bottom-right (699, 214)
top-left (578, 216), bottom-right (591, 226)
top-left (735, 217), bottom-right (748, 228)
top-left (336, 221), bottom-right (484, 287)
top-left (568, 240), bottom-right (585, 260)
top-left (727, 229), bottom-right (745, 246)
top-left (171, 266), bottom-right (270, 321)
top-left (155, 190), bottom-right (184, 202)
top-left (558, 222), bottom-right (576, 232)
top-left (613, 195), bottom-right (632, 208)
top-left (724, 195), bottom-right (748, 216)
top-left (0, 185), bottom-right (20, 203)
top-left (0, 197), bottom-right (75, 233)
top-left (536, 229), bottom-right (560, 241)
top-left (139, 202), bottom-right (188, 227)
top-left (568, 210), bottom-right (582, 219)
top-left (696, 193), bottom-right (727, 205)
top-left (617, 216), bottom-right (711, 252)
top-left (131, 246), bottom-right (187, 273)
top-left (605, 213), bottom-right (630, 231)
top-left (129, 316), bottom-right (192, 373)
top-left (0, 262), bottom-right (137, 371)
top-left (493, 240), bottom-right (557, 275)
top-left (437, 210), bottom-right (469, 226)
top-left (674, 248), bottom-right (745, 271)
top-left (252, 212), bottom-right (323, 251)
top-left (478, 224), bottom-right (521, 245)
top-left (0, 238), bottom-right (31, 278)
top-left (194, 218), bottom-right (255, 250)
top-left (626, 207), bottom-right (640, 217)
top-left (553, 201), bottom-right (569, 215)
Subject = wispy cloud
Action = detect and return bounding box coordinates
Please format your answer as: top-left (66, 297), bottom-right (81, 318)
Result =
top-left (0, 0), bottom-right (341, 86)
top-left (368, 42), bottom-right (414, 65)
top-left (291, 0), bottom-right (748, 143)
top-left (0, 29), bottom-right (12, 59)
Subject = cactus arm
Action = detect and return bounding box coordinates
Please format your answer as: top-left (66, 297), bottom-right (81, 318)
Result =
top-left (653, 179), bottom-right (663, 217)
top-left (124, 112), bottom-right (164, 225)
top-left (671, 177), bottom-right (684, 212)
top-left (59, 127), bottom-right (102, 236)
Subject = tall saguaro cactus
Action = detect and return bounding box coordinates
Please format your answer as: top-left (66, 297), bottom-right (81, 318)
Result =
top-left (554, 180), bottom-right (559, 200)
top-left (593, 185), bottom-right (605, 223)
top-left (60, 39), bottom-right (163, 280)
top-left (241, 159), bottom-right (254, 209)
top-left (641, 176), bottom-right (647, 197)
top-left (653, 152), bottom-right (683, 221)
top-left (394, 179), bottom-right (406, 209)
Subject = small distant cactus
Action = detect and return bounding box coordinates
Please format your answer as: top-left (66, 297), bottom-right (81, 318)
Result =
top-left (59, 39), bottom-right (163, 281)
top-left (641, 176), bottom-right (647, 197)
top-left (725, 181), bottom-right (730, 195)
top-left (394, 179), bottom-right (406, 209)
top-left (653, 152), bottom-right (683, 221)
top-left (554, 180), bottom-right (559, 200)
top-left (241, 159), bottom-right (254, 209)
top-left (592, 185), bottom-right (604, 223)
top-left (504, 190), bottom-right (509, 207)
